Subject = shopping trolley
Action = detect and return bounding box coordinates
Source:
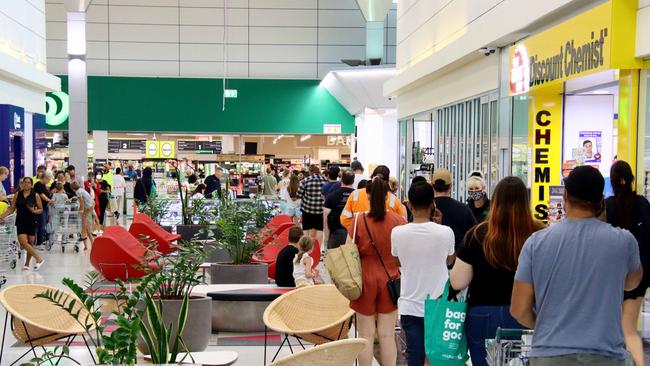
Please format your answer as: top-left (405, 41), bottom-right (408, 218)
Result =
top-left (486, 328), bottom-right (534, 366)
top-left (47, 202), bottom-right (82, 253)
top-left (0, 214), bottom-right (17, 288)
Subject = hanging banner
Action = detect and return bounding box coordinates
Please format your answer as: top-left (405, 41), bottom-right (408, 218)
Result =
top-left (528, 91), bottom-right (563, 222)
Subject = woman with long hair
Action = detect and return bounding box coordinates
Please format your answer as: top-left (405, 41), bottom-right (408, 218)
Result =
top-left (450, 176), bottom-right (544, 366)
top-left (348, 177), bottom-right (407, 366)
top-left (605, 160), bottom-right (650, 366)
top-left (284, 175), bottom-right (302, 225)
top-left (0, 177), bottom-right (45, 270)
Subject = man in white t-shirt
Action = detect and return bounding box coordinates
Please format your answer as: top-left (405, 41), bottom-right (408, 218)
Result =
top-left (391, 181), bottom-right (455, 366)
top-left (112, 167), bottom-right (126, 221)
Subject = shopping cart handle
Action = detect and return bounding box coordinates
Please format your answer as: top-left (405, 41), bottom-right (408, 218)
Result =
top-left (495, 327), bottom-right (533, 341)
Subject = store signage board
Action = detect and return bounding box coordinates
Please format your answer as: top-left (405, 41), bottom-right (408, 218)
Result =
top-left (323, 124), bottom-right (342, 134)
top-left (146, 140), bottom-right (159, 158)
top-left (160, 141), bottom-right (175, 158)
top-left (45, 91), bottom-right (69, 127)
top-left (178, 140), bottom-right (222, 154)
top-left (508, 0), bottom-right (642, 95)
top-left (224, 89), bottom-right (238, 98)
top-left (108, 139), bottom-right (146, 153)
top-left (108, 140), bottom-right (122, 153)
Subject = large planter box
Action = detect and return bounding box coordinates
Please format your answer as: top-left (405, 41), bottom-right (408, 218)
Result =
top-left (176, 225), bottom-right (219, 241)
top-left (209, 263), bottom-right (268, 284)
top-left (137, 296), bottom-right (212, 353)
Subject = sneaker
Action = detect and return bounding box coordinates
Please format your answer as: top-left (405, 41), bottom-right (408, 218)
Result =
top-left (34, 259), bottom-right (45, 271)
top-left (22, 265), bottom-right (30, 271)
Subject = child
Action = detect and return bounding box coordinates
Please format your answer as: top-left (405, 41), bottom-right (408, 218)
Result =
top-left (72, 181), bottom-right (95, 250)
top-left (275, 226), bottom-right (303, 287)
top-left (284, 175), bottom-right (302, 225)
top-left (292, 236), bottom-right (321, 287)
top-left (51, 182), bottom-right (68, 206)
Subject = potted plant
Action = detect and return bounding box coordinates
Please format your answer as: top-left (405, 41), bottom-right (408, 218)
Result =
top-left (211, 198), bottom-right (268, 284)
top-left (136, 195), bottom-right (171, 228)
top-left (33, 270), bottom-right (193, 365)
top-left (137, 239), bottom-right (213, 353)
top-left (172, 163), bottom-right (220, 241)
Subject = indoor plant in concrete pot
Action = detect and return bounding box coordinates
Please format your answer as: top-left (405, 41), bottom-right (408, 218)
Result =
top-left (137, 239), bottom-right (213, 353)
top-left (211, 198), bottom-right (268, 284)
top-left (33, 270), bottom-right (191, 365)
top-left (173, 163), bottom-right (220, 241)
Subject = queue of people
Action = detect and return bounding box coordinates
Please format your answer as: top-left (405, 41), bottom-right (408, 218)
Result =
top-left (270, 159), bottom-right (648, 366)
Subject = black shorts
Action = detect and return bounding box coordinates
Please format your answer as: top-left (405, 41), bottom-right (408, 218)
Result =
top-left (301, 212), bottom-right (323, 231)
top-left (624, 275), bottom-right (650, 300)
top-left (17, 224), bottom-right (37, 236)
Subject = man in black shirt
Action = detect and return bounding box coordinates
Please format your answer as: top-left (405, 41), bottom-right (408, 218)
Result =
top-left (204, 167), bottom-right (224, 199)
top-left (275, 226), bottom-right (304, 287)
top-left (432, 168), bottom-right (477, 251)
top-left (323, 170), bottom-right (355, 249)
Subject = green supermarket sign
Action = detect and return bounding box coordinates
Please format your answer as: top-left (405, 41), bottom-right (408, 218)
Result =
top-left (45, 91), bottom-right (69, 126)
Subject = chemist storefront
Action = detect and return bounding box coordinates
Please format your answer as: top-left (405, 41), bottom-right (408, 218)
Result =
top-left (509, 0), bottom-right (648, 222)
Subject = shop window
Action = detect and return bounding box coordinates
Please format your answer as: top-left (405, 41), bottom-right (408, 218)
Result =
top-left (511, 96), bottom-right (530, 185)
top-left (642, 71), bottom-right (650, 199)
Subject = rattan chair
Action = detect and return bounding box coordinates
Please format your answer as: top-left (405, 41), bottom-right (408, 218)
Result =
top-left (263, 285), bottom-right (355, 363)
top-left (0, 284), bottom-right (96, 366)
top-left (267, 338), bottom-right (367, 366)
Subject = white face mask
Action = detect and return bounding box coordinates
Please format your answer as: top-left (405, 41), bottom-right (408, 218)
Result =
top-left (96, 174), bottom-right (102, 180)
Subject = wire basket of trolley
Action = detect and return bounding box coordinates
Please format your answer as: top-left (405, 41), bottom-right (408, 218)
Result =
top-left (47, 200), bottom-right (82, 253)
top-left (0, 213), bottom-right (18, 287)
top-left (485, 328), bottom-right (534, 366)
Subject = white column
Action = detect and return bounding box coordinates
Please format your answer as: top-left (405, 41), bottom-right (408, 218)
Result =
top-left (221, 135), bottom-right (235, 153)
top-left (93, 130), bottom-right (108, 161)
top-left (24, 112), bottom-right (33, 175)
top-left (355, 108), bottom-right (398, 175)
top-left (67, 11), bottom-right (88, 171)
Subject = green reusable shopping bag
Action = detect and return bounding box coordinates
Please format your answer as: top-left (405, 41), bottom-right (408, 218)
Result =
top-left (424, 280), bottom-right (469, 365)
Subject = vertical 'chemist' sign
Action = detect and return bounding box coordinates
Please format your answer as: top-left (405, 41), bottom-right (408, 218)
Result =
top-left (530, 93), bottom-right (562, 222)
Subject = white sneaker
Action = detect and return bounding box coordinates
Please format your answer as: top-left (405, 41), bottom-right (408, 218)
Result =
top-left (22, 265), bottom-right (30, 271)
top-left (34, 259), bottom-right (45, 271)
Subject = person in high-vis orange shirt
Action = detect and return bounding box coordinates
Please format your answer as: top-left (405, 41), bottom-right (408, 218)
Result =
top-left (340, 165), bottom-right (406, 228)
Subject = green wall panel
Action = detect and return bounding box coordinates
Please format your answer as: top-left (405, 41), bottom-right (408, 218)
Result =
top-left (47, 76), bottom-right (354, 134)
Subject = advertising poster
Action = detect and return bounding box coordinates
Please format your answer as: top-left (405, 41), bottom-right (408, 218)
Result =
top-left (578, 131), bottom-right (602, 163)
top-left (548, 186), bottom-right (565, 225)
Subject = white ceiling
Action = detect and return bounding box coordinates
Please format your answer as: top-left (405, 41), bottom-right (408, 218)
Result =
top-left (320, 66), bottom-right (396, 115)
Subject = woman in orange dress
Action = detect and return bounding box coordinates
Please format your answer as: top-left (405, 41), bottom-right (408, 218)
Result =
top-left (347, 176), bottom-right (407, 366)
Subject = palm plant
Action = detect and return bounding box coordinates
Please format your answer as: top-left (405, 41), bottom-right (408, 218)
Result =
top-left (215, 198), bottom-right (263, 264)
top-left (136, 195), bottom-right (170, 224)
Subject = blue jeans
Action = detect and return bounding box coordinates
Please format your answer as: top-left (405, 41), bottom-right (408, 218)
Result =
top-left (37, 205), bottom-right (48, 246)
top-left (400, 315), bottom-right (425, 366)
top-left (466, 305), bottom-right (523, 366)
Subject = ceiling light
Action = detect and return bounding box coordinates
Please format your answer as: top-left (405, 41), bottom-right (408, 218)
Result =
top-left (300, 135), bottom-right (311, 142)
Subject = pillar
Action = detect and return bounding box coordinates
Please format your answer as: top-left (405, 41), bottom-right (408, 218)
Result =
top-left (67, 11), bottom-right (88, 173)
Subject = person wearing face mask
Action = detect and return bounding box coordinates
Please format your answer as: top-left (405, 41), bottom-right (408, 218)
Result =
top-left (466, 175), bottom-right (490, 222)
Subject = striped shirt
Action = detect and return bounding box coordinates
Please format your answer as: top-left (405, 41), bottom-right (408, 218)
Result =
top-left (297, 174), bottom-right (327, 214)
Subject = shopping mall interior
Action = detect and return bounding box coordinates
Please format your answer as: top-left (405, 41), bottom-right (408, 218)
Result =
top-left (1, 0), bottom-right (650, 365)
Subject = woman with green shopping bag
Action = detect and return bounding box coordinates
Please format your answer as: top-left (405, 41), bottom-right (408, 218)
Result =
top-left (448, 177), bottom-right (544, 366)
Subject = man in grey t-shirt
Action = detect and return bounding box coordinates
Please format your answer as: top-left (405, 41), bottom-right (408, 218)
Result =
top-left (511, 166), bottom-right (643, 366)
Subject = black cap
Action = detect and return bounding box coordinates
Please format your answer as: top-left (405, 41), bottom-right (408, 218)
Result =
top-left (350, 160), bottom-right (363, 170)
top-left (564, 165), bottom-right (604, 204)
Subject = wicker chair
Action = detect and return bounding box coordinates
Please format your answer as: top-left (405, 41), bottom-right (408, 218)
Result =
top-left (267, 338), bottom-right (367, 366)
top-left (263, 285), bottom-right (355, 363)
top-left (0, 284), bottom-right (96, 366)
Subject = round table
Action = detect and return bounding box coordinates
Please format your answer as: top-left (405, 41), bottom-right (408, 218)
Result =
top-left (144, 351), bottom-right (238, 365)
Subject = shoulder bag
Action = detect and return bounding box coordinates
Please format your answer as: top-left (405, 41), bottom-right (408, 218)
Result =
top-left (362, 213), bottom-right (400, 305)
top-left (324, 213), bottom-right (363, 300)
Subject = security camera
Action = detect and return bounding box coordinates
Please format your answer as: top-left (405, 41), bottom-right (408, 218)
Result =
top-left (478, 47), bottom-right (497, 56)
top-left (388, 96), bottom-right (393, 101)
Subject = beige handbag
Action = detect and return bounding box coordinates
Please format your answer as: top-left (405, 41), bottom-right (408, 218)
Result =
top-left (324, 213), bottom-right (363, 300)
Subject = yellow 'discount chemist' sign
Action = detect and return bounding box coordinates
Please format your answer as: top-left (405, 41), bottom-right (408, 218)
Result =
top-left (145, 140), bottom-right (176, 159)
top-left (509, 0), bottom-right (642, 95)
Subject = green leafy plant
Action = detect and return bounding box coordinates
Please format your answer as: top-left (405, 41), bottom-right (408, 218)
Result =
top-left (139, 292), bottom-right (191, 365)
top-left (246, 197), bottom-right (278, 228)
top-left (136, 195), bottom-right (170, 225)
top-left (215, 199), bottom-right (264, 264)
top-left (34, 271), bottom-right (159, 365)
top-left (186, 198), bottom-right (215, 225)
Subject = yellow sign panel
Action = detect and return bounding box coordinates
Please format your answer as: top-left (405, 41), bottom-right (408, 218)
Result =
top-left (159, 141), bottom-right (175, 159)
top-left (145, 140), bottom-right (159, 158)
top-left (145, 140), bottom-right (176, 159)
top-left (529, 90), bottom-right (563, 222)
top-left (509, 0), bottom-right (642, 95)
